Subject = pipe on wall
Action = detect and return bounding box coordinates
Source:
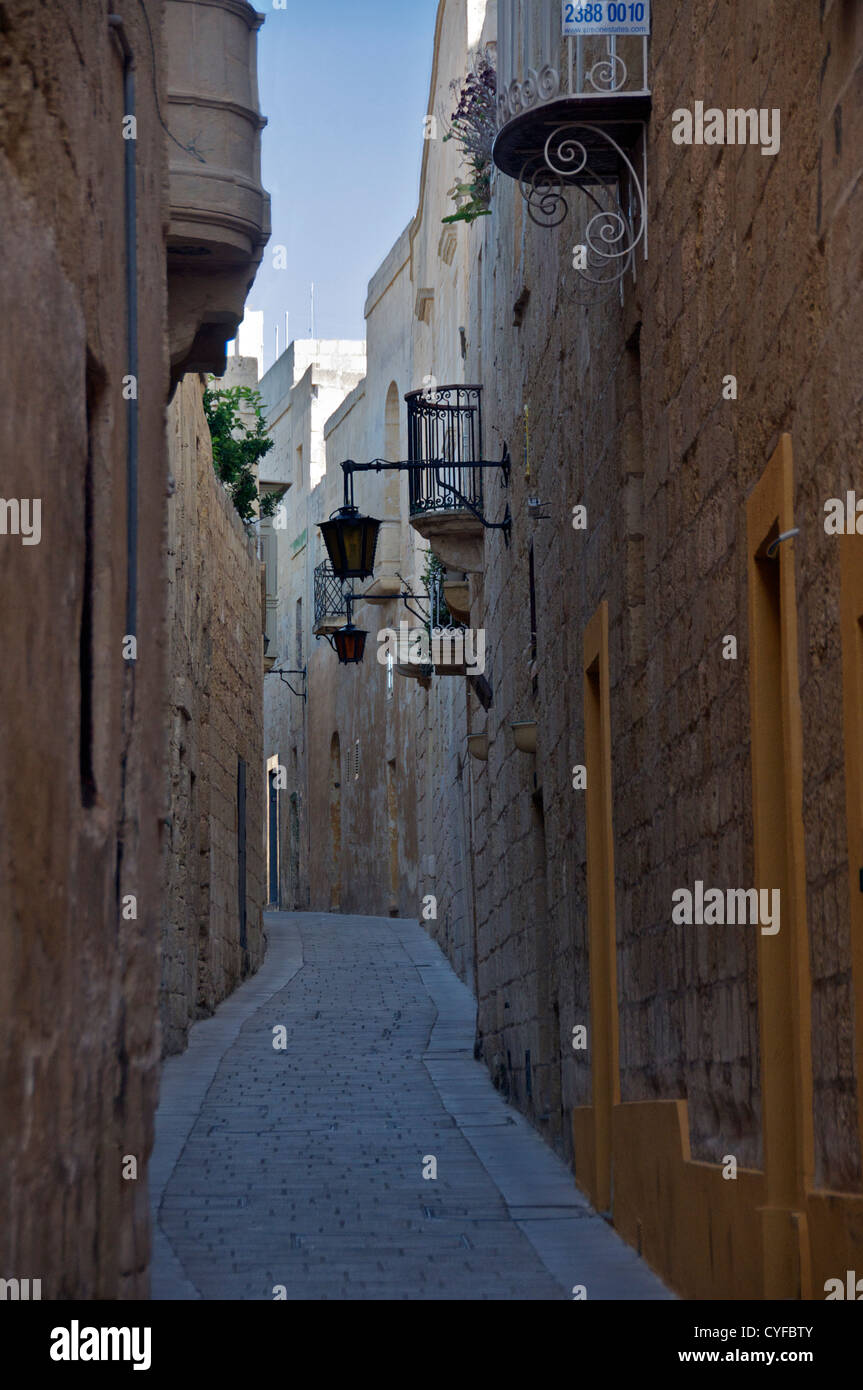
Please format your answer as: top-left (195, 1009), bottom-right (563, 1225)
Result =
top-left (109, 14), bottom-right (139, 643)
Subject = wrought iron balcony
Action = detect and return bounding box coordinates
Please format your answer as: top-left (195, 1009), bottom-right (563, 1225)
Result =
top-left (319, 385), bottom-right (510, 581)
top-left (493, 0), bottom-right (651, 294)
top-left (406, 386), bottom-right (485, 518)
top-left (404, 385), bottom-right (509, 573)
top-left (313, 562), bottom-right (348, 634)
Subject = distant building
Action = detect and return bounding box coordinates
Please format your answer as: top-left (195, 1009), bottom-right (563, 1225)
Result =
top-left (227, 311), bottom-right (266, 379)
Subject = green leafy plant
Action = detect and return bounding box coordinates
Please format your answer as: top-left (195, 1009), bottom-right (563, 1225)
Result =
top-left (442, 57), bottom-right (497, 226)
top-left (422, 550), bottom-right (454, 628)
top-left (203, 382), bottom-right (279, 523)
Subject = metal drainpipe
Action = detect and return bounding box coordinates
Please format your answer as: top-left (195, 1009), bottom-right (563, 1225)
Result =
top-left (109, 14), bottom-right (138, 644)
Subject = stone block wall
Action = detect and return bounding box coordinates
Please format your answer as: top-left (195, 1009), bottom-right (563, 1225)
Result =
top-left (409, 0), bottom-right (863, 1292)
top-left (0, 0), bottom-right (169, 1299)
top-left (408, 0), bottom-right (863, 1194)
top-left (163, 375), bottom-right (266, 1057)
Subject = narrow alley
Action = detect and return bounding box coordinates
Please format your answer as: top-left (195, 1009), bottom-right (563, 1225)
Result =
top-left (4, 0), bottom-right (863, 1339)
top-left (150, 914), bottom-right (669, 1301)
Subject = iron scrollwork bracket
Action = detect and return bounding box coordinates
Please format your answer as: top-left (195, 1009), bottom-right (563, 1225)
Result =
top-left (519, 122), bottom-right (648, 300)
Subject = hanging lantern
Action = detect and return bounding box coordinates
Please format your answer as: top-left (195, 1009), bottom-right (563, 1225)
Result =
top-left (333, 619), bottom-right (367, 665)
top-left (319, 505), bottom-right (381, 582)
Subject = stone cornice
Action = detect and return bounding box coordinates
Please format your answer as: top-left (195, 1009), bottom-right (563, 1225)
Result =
top-left (167, 91), bottom-right (267, 131)
top-left (169, 0), bottom-right (265, 31)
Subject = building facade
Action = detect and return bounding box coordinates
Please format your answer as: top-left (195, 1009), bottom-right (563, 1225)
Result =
top-left (0, 0), bottom-right (269, 1296)
top-left (162, 371), bottom-right (267, 1058)
top-left (282, 0), bottom-right (863, 1300)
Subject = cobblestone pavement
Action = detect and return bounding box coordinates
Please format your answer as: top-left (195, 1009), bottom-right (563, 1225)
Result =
top-left (150, 913), bottom-right (672, 1301)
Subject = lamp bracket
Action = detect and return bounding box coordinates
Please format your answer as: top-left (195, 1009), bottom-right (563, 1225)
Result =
top-left (339, 446), bottom-right (511, 536)
top-left (392, 573), bottom-right (433, 624)
top-left (267, 666), bottom-right (307, 702)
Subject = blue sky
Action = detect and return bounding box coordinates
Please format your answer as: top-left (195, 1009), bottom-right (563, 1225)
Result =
top-left (248, 0), bottom-right (440, 369)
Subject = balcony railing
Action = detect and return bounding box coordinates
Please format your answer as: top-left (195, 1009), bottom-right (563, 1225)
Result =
top-left (406, 385), bottom-right (484, 518)
top-left (314, 562), bottom-right (348, 629)
top-left (492, 0), bottom-right (651, 293)
top-left (496, 2), bottom-right (649, 132)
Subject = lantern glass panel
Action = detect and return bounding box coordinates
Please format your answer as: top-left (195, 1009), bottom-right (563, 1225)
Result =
top-left (335, 625), bottom-right (367, 665)
top-left (320, 510), bottom-right (381, 582)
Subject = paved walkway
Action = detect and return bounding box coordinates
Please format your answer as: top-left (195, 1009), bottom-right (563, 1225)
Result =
top-left (150, 913), bottom-right (671, 1301)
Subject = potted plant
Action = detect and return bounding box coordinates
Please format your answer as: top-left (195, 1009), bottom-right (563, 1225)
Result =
top-left (441, 56), bottom-right (497, 226)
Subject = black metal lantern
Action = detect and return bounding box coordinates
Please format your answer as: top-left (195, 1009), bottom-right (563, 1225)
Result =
top-left (333, 619), bottom-right (367, 666)
top-left (319, 505), bottom-right (381, 582)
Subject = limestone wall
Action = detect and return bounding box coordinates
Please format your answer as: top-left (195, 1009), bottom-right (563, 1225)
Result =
top-left (455, 0), bottom-right (863, 1188)
top-left (0, 0), bottom-right (169, 1299)
top-left (259, 342), bottom-right (368, 912)
top-left (163, 375), bottom-right (267, 1057)
top-left (406, 0), bottom-right (863, 1294)
top-left (259, 329), bottom-right (426, 922)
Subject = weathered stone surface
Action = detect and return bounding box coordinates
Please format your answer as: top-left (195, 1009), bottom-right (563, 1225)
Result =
top-left (0, 0), bottom-right (269, 1296)
top-left (0, 0), bottom-right (170, 1299)
top-left (276, 0), bottom-right (863, 1298)
top-left (163, 375), bottom-right (267, 1057)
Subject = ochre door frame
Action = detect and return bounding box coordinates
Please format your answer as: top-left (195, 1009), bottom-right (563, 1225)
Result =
top-left (840, 533), bottom-right (863, 1166)
top-left (582, 600), bottom-right (621, 1213)
top-left (266, 753), bottom-right (281, 908)
top-left (746, 433), bottom-right (814, 1299)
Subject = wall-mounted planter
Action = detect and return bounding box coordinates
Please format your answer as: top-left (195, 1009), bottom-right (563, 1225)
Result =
top-left (467, 733), bottom-right (489, 762)
top-left (511, 721), bottom-right (537, 754)
top-left (396, 662), bottom-right (433, 682)
top-left (434, 657), bottom-right (469, 676)
top-left (443, 578), bottom-right (471, 624)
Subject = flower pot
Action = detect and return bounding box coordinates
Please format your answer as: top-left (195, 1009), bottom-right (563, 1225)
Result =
top-left (511, 721), bottom-right (537, 754)
top-left (467, 733), bottom-right (489, 761)
top-left (442, 579), bottom-right (471, 624)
